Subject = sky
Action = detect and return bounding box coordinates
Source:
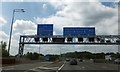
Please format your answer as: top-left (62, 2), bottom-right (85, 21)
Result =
top-left (0, 0), bottom-right (120, 55)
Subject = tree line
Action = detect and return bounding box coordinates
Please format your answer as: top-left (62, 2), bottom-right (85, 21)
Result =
top-left (0, 41), bottom-right (120, 60)
top-left (62, 51), bottom-right (120, 59)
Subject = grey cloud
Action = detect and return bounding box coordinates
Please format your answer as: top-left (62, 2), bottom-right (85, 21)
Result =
top-left (83, 11), bottom-right (115, 26)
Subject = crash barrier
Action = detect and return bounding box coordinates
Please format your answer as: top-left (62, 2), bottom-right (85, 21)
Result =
top-left (93, 59), bottom-right (105, 63)
top-left (1, 57), bottom-right (15, 65)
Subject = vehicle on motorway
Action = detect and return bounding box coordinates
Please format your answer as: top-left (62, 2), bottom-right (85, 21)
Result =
top-left (66, 58), bottom-right (70, 61)
top-left (78, 59), bottom-right (83, 62)
top-left (70, 59), bottom-right (78, 65)
top-left (114, 58), bottom-right (120, 64)
top-left (90, 59), bottom-right (93, 61)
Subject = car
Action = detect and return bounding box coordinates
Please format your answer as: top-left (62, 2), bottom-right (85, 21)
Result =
top-left (66, 58), bottom-right (70, 61)
top-left (78, 59), bottom-right (83, 62)
top-left (70, 59), bottom-right (78, 65)
top-left (114, 58), bottom-right (120, 64)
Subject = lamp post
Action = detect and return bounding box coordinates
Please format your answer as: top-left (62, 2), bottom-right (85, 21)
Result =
top-left (8, 9), bottom-right (25, 54)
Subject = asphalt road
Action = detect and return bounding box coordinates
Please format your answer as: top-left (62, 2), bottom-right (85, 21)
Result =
top-left (2, 62), bottom-right (54, 72)
top-left (59, 60), bottom-right (120, 72)
top-left (1, 60), bottom-right (120, 72)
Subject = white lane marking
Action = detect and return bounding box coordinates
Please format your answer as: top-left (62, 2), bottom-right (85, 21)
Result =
top-left (2, 66), bottom-right (14, 68)
top-left (102, 66), bottom-right (107, 68)
top-left (2, 62), bottom-right (49, 69)
top-left (56, 61), bottom-right (66, 72)
top-left (0, 67), bottom-right (2, 72)
top-left (28, 66), bottom-right (59, 72)
top-left (38, 67), bottom-right (59, 70)
top-left (4, 68), bottom-right (14, 70)
top-left (82, 67), bottom-right (85, 69)
top-left (2, 65), bottom-right (22, 69)
top-left (24, 68), bottom-right (39, 72)
top-left (26, 62), bottom-right (54, 71)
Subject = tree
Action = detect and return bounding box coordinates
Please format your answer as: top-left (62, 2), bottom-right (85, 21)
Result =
top-left (0, 41), bottom-right (9, 57)
top-left (24, 52), bottom-right (44, 60)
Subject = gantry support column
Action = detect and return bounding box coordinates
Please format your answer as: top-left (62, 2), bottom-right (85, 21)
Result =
top-left (18, 44), bottom-right (24, 57)
top-left (18, 36), bottom-right (25, 57)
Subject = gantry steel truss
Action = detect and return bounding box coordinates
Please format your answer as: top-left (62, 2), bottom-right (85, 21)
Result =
top-left (18, 35), bottom-right (120, 57)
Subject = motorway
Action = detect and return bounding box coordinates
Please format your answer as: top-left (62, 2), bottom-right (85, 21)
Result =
top-left (1, 60), bottom-right (120, 72)
top-left (2, 62), bottom-right (56, 72)
top-left (59, 60), bottom-right (120, 72)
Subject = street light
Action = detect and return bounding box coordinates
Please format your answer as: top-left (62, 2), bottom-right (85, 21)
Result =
top-left (8, 9), bottom-right (25, 54)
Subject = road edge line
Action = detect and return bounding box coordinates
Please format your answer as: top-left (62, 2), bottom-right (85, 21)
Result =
top-left (56, 61), bottom-right (66, 72)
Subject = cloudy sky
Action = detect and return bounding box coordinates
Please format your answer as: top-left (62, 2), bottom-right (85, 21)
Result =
top-left (0, 0), bottom-right (119, 55)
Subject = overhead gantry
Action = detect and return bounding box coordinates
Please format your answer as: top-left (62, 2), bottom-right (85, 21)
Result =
top-left (18, 35), bottom-right (120, 57)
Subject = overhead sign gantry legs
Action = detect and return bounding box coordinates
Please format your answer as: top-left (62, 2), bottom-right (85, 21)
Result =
top-left (18, 35), bottom-right (120, 57)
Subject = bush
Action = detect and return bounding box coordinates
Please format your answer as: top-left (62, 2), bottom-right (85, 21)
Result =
top-left (0, 41), bottom-right (9, 57)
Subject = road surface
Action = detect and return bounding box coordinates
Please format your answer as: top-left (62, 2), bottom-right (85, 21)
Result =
top-left (59, 60), bottom-right (120, 72)
top-left (1, 60), bottom-right (120, 72)
top-left (2, 62), bottom-right (55, 72)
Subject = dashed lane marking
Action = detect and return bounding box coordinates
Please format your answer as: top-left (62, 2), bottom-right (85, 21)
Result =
top-left (38, 66), bottom-right (59, 70)
top-left (56, 61), bottom-right (66, 72)
top-left (3, 68), bottom-right (14, 70)
top-left (102, 66), bottom-right (107, 69)
top-left (27, 66), bottom-right (59, 72)
top-left (82, 66), bottom-right (85, 69)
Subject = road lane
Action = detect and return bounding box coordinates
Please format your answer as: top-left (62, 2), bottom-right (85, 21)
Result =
top-left (59, 60), bottom-right (120, 72)
top-left (2, 60), bottom-right (120, 72)
top-left (2, 62), bottom-right (53, 72)
top-left (61, 62), bottom-right (84, 70)
top-left (27, 61), bottom-right (64, 72)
